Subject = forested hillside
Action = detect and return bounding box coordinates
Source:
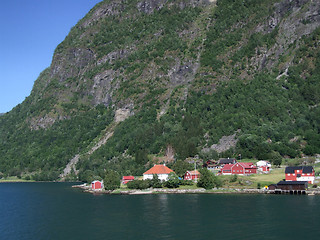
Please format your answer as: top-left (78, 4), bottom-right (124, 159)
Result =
top-left (0, 0), bottom-right (319, 181)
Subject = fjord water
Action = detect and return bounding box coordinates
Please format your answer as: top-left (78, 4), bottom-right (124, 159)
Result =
top-left (0, 183), bottom-right (319, 240)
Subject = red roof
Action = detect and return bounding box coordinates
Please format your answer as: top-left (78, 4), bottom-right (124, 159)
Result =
top-left (222, 162), bottom-right (257, 171)
top-left (122, 176), bottom-right (134, 180)
top-left (221, 164), bottom-right (233, 171)
top-left (186, 170), bottom-right (200, 176)
top-left (239, 162), bottom-right (256, 169)
top-left (143, 164), bottom-right (174, 175)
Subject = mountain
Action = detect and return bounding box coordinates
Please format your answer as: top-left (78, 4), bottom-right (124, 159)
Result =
top-left (0, 0), bottom-right (319, 181)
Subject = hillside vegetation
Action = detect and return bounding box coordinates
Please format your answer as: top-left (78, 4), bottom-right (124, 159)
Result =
top-left (0, 0), bottom-right (319, 181)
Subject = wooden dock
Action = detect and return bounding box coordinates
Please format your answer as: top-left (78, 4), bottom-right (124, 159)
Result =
top-left (268, 189), bottom-right (307, 195)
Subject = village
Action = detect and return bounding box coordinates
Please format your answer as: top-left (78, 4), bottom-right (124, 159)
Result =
top-left (75, 157), bottom-right (320, 195)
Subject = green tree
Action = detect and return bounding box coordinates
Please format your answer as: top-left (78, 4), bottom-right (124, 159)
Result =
top-left (172, 160), bottom-right (194, 178)
top-left (269, 151), bottom-right (282, 167)
top-left (230, 174), bottom-right (238, 183)
top-left (134, 149), bottom-right (149, 165)
top-left (163, 172), bottom-right (180, 188)
top-left (104, 170), bottom-right (120, 190)
top-left (78, 170), bottom-right (95, 183)
top-left (127, 180), bottom-right (151, 189)
top-left (197, 168), bottom-right (216, 190)
top-left (150, 174), bottom-right (162, 188)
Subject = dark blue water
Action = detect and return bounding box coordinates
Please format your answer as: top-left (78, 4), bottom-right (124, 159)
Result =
top-left (0, 182), bottom-right (319, 240)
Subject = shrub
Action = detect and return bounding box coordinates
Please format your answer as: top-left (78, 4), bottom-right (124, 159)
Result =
top-left (104, 170), bottom-right (120, 190)
top-left (270, 151), bottom-right (282, 167)
top-left (150, 174), bottom-right (162, 188)
top-left (230, 174), bottom-right (238, 182)
top-left (172, 160), bottom-right (194, 178)
top-left (163, 172), bottom-right (180, 188)
top-left (179, 180), bottom-right (194, 186)
top-left (197, 168), bottom-right (216, 190)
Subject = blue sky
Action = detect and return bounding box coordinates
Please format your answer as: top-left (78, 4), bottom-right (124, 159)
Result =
top-left (0, 0), bottom-right (102, 113)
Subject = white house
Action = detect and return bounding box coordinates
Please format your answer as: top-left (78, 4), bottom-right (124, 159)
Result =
top-left (143, 164), bottom-right (174, 181)
top-left (256, 160), bottom-right (271, 167)
top-left (256, 161), bottom-right (271, 173)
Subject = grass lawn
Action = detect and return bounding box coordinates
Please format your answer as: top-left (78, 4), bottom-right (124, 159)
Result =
top-left (0, 176), bottom-right (34, 182)
top-left (249, 167), bottom-right (285, 185)
top-left (215, 167), bottom-right (286, 189)
top-left (178, 183), bottom-right (199, 189)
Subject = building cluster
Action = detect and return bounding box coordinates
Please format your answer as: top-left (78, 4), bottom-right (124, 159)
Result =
top-left (268, 166), bottom-right (315, 193)
top-left (206, 158), bottom-right (271, 175)
top-left (88, 160), bottom-right (316, 193)
top-left (89, 164), bottom-right (201, 190)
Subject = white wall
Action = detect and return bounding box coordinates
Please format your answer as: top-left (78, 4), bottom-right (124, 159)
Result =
top-left (298, 176), bottom-right (315, 184)
top-left (143, 174), bottom-right (169, 181)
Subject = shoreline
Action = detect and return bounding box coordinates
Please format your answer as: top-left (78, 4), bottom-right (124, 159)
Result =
top-left (71, 184), bottom-right (320, 195)
top-left (0, 180), bottom-right (81, 183)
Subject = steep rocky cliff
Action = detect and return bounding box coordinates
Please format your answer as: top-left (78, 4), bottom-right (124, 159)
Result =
top-left (0, 0), bottom-right (319, 180)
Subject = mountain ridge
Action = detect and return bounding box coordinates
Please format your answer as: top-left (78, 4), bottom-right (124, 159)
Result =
top-left (0, 0), bottom-right (319, 181)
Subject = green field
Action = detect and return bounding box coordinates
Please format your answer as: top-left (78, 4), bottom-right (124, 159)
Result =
top-left (0, 176), bottom-right (35, 183)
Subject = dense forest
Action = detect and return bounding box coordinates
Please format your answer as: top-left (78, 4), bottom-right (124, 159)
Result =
top-left (0, 0), bottom-right (319, 181)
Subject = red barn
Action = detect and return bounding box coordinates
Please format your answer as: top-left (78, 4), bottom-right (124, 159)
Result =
top-left (285, 166), bottom-right (315, 184)
top-left (91, 180), bottom-right (103, 190)
top-left (184, 170), bottom-right (200, 180)
top-left (122, 176), bottom-right (135, 184)
top-left (221, 162), bottom-right (257, 175)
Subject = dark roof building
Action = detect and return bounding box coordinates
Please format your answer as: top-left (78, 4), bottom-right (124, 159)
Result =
top-left (271, 181), bottom-right (308, 191)
top-left (218, 158), bottom-right (237, 165)
top-left (285, 166), bottom-right (315, 184)
top-left (285, 166), bottom-right (314, 174)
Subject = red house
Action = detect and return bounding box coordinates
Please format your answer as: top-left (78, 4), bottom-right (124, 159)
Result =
top-left (221, 162), bottom-right (257, 175)
top-left (122, 176), bottom-right (135, 184)
top-left (285, 166), bottom-right (315, 184)
top-left (91, 180), bottom-right (103, 190)
top-left (184, 170), bottom-right (200, 180)
top-left (220, 164), bottom-right (233, 175)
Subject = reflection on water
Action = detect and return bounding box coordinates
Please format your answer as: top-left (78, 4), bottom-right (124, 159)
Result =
top-left (1, 183), bottom-right (320, 240)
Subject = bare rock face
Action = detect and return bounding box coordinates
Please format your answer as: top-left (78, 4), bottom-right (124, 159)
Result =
top-left (203, 132), bottom-right (239, 153)
top-left (81, 1), bottom-right (124, 28)
top-left (137, 0), bottom-right (167, 14)
top-left (91, 70), bottom-right (116, 106)
top-left (178, 0), bottom-right (216, 9)
top-left (29, 116), bottom-right (56, 130)
top-left (115, 108), bottom-right (133, 122)
top-left (137, 0), bottom-right (213, 14)
top-left (253, 0), bottom-right (320, 72)
top-left (29, 114), bottom-right (59, 130)
top-left (97, 48), bottom-right (130, 66)
top-left (51, 48), bottom-right (95, 82)
top-left (168, 59), bottom-right (198, 87)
